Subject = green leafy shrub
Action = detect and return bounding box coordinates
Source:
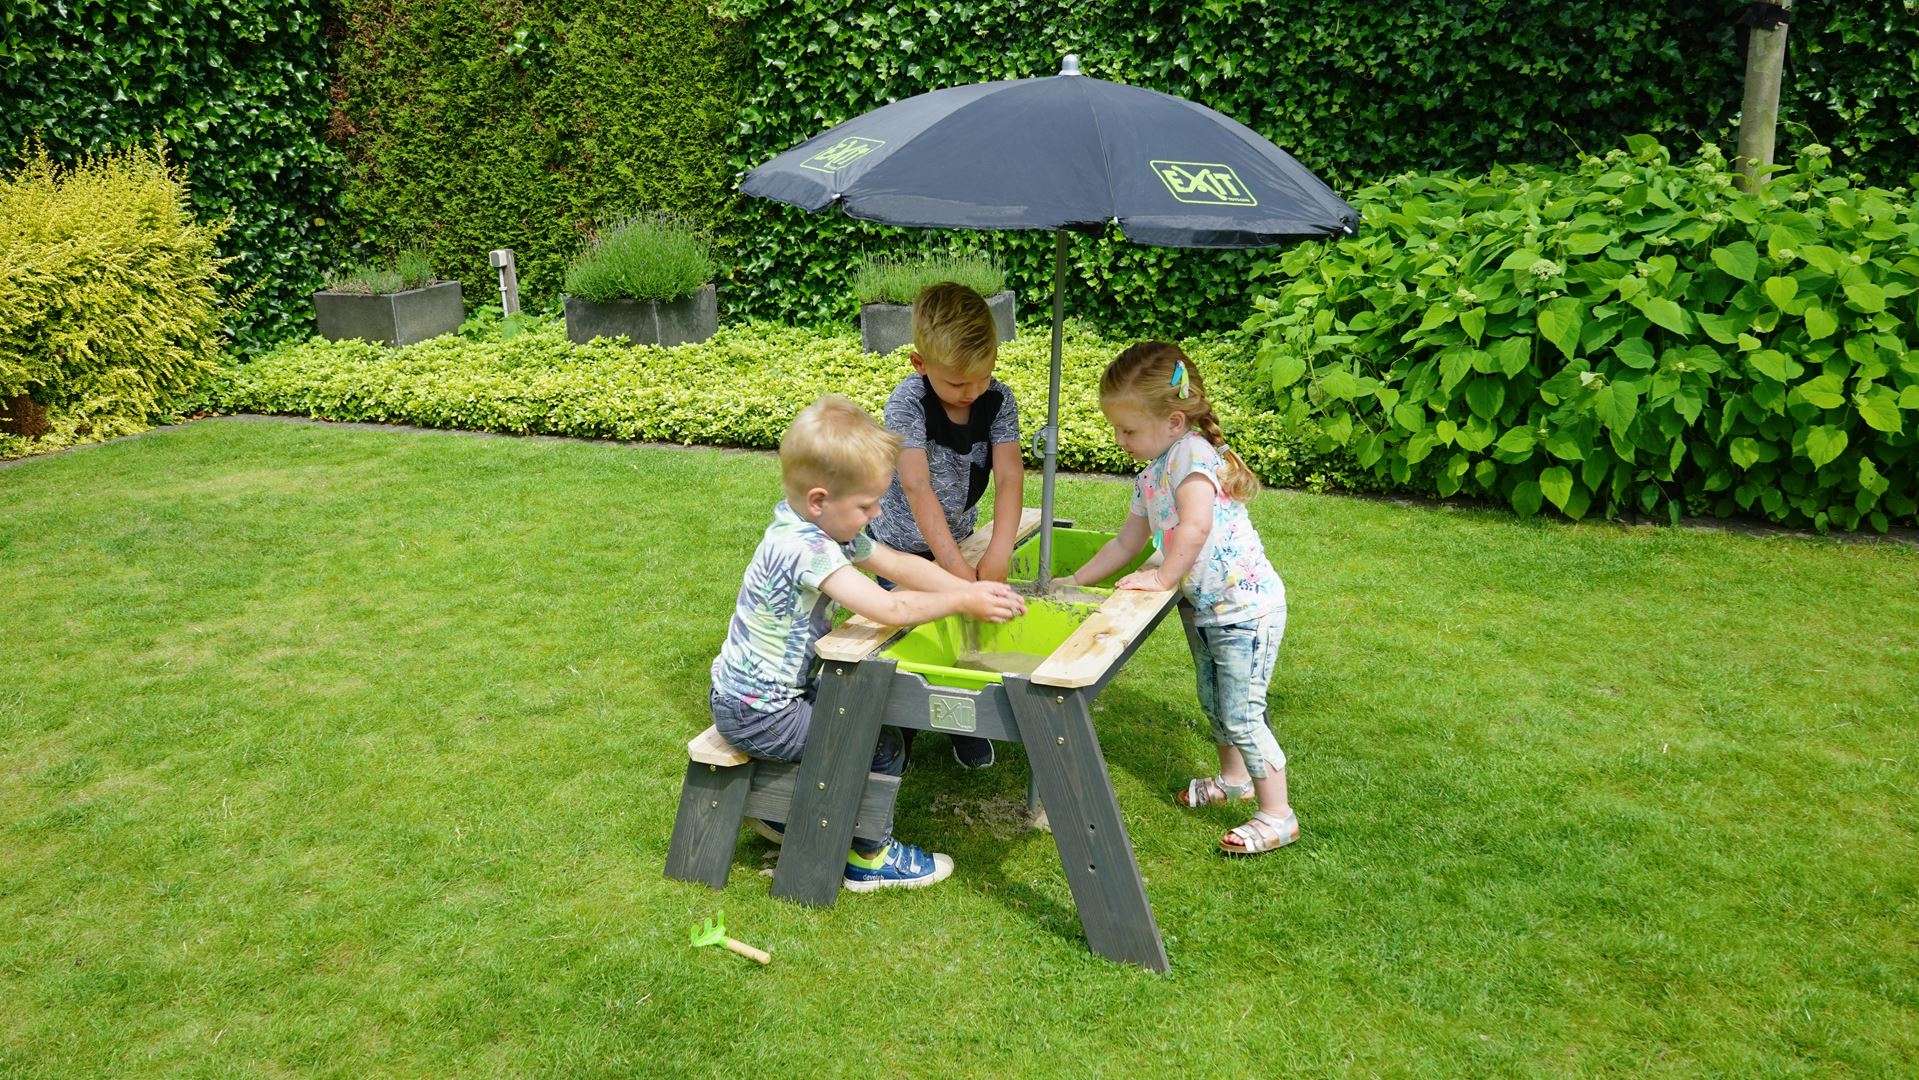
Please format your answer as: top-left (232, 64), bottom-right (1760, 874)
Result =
top-left (0, 141), bottom-right (229, 457)
top-left (851, 255), bottom-right (1006, 306)
top-left (200, 317), bottom-right (1376, 491)
top-left (323, 251), bottom-right (437, 295)
top-left (1248, 137), bottom-right (1919, 532)
top-left (563, 215), bottom-right (717, 303)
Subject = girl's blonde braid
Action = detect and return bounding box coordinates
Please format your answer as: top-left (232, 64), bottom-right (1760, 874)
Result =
top-left (1191, 409), bottom-right (1260, 503)
top-left (1101, 341), bottom-right (1260, 503)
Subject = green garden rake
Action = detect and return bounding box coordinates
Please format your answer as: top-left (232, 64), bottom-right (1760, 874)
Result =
top-left (689, 909), bottom-right (771, 964)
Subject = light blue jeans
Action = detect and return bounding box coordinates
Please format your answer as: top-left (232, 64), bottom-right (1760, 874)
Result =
top-left (1185, 607), bottom-right (1287, 779)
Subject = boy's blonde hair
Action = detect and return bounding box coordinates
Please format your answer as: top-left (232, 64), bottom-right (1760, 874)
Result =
top-left (780, 394), bottom-right (902, 502)
top-left (912, 281), bottom-right (998, 376)
top-left (1100, 342), bottom-right (1260, 504)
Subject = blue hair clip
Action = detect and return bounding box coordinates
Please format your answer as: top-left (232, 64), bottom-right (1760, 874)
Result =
top-left (1169, 360), bottom-right (1190, 399)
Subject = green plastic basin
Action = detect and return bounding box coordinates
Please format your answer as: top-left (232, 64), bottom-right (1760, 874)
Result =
top-left (1007, 527), bottom-right (1150, 588)
top-left (882, 597), bottom-right (1099, 691)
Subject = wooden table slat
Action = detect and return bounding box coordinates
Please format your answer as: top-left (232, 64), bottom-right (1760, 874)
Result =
top-left (1029, 587), bottom-right (1177, 688)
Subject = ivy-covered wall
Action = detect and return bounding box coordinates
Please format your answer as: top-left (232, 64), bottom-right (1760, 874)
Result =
top-left (328, 0), bottom-right (747, 312)
top-left (8, 1), bottom-right (1914, 348)
top-left (0, 0), bottom-right (340, 349)
top-left (721, 0), bottom-right (1919, 338)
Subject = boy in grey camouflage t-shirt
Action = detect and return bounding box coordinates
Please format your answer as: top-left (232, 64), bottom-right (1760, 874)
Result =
top-left (867, 283), bottom-right (1025, 769)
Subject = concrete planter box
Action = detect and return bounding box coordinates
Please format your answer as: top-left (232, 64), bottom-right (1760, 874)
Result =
top-left (564, 284), bottom-right (717, 347)
top-left (312, 280), bottom-right (463, 347)
top-left (859, 289), bottom-right (1016, 354)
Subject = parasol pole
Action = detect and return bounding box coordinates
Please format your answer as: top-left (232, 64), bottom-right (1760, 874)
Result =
top-left (1036, 228), bottom-right (1067, 590)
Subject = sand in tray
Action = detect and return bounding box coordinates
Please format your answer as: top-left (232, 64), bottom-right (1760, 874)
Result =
top-left (954, 620), bottom-right (1045, 675)
top-left (1012, 582), bottom-right (1110, 606)
top-left (952, 649), bottom-right (1050, 676)
top-left (950, 594), bottom-right (1100, 677)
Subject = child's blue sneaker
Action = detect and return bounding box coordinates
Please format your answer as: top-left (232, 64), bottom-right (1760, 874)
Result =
top-left (842, 839), bottom-right (954, 893)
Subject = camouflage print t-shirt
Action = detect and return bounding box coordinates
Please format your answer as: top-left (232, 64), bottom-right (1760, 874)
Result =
top-left (868, 374), bottom-right (1021, 553)
top-left (709, 501), bottom-right (874, 713)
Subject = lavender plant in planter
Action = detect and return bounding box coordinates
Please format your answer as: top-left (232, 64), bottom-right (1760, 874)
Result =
top-left (312, 251), bottom-right (463, 347)
top-left (563, 214), bottom-right (718, 347)
top-left (852, 254), bottom-right (1014, 354)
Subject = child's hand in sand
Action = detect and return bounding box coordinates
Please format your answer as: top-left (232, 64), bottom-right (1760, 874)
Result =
top-left (960, 581), bottom-right (1027, 622)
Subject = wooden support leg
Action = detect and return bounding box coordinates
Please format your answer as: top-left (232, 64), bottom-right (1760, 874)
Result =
top-left (664, 759), bottom-right (753, 889)
top-left (772, 659), bottom-right (897, 908)
top-left (1006, 677), bottom-right (1169, 973)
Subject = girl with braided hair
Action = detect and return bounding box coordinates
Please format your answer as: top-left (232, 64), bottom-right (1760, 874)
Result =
top-left (1063, 342), bottom-right (1296, 854)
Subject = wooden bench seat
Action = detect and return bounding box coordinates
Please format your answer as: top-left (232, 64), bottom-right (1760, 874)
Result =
top-left (664, 725), bottom-right (902, 890)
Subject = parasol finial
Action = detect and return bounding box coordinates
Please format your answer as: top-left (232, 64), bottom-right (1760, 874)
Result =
top-left (1059, 54), bottom-right (1081, 76)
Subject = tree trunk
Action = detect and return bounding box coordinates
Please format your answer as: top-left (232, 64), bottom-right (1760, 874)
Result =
top-left (0, 394), bottom-right (50, 439)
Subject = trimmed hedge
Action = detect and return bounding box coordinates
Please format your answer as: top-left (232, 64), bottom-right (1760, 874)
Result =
top-left (1249, 137), bottom-right (1919, 532)
top-left (10, 0), bottom-right (1906, 361)
top-left (330, 0), bottom-right (746, 314)
top-left (319, 1), bottom-right (1919, 344)
top-left (0, 142), bottom-right (228, 459)
top-left (1, 0), bottom-right (339, 350)
top-left (721, 1), bottom-right (1919, 338)
top-left (201, 315), bottom-right (1376, 492)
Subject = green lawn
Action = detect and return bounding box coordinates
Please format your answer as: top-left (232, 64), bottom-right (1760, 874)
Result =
top-left (3, 418), bottom-right (1915, 1078)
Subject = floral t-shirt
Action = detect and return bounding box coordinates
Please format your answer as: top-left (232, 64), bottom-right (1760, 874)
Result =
top-left (1131, 433), bottom-right (1284, 627)
top-left (710, 501), bottom-right (874, 713)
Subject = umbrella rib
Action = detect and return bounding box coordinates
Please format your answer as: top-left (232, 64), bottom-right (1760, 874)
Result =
top-left (1080, 77), bottom-right (1122, 229)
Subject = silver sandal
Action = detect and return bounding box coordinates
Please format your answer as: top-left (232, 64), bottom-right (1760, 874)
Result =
top-left (1176, 774), bottom-right (1253, 808)
top-left (1221, 810), bottom-right (1299, 855)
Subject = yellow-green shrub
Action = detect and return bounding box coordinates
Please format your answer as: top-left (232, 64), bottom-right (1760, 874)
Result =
top-left (198, 315), bottom-right (1386, 493)
top-left (0, 140), bottom-right (229, 454)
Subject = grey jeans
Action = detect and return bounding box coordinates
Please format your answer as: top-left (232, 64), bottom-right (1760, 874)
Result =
top-left (710, 682), bottom-right (908, 854)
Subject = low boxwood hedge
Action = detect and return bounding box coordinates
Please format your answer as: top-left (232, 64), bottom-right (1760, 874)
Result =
top-left (200, 314), bottom-right (1377, 492)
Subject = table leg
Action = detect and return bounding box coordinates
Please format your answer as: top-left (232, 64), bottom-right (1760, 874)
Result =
top-left (771, 659), bottom-right (896, 908)
top-left (1006, 677), bottom-right (1169, 973)
top-left (664, 759), bottom-right (752, 889)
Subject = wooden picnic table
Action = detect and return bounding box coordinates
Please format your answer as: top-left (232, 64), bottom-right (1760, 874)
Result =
top-left (777, 509), bottom-right (1184, 972)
